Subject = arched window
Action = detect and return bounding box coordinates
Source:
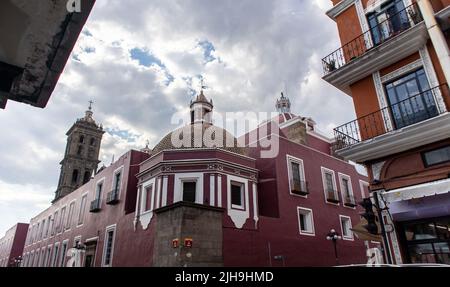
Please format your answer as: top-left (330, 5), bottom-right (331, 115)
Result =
top-left (90, 138), bottom-right (95, 146)
top-left (71, 170), bottom-right (79, 184)
top-left (79, 135), bottom-right (85, 143)
top-left (83, 170), bottom-right (91, 184)
top-left (77, 145), bottom-right (84, 156)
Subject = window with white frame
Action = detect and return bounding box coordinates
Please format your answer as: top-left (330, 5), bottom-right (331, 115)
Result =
top-left (59, 207), bottom-right (66, 233)
top-left (95, 181), bottom-right (103, 202)
top-left (59, 241), bottom-right (68, 267)
top-left (44, 246), bottom-right (52, 267)
top-left (45, 215), bottom-right (51, 238)
top-left (297, 207), bottom-right (315, 235)
top-left (230, 181), bottom-right (245, 210)
top-left (102, 225), bottom-right (116, 267)
top-left (51, 243), bottom-right (60, 267)
top-left (339, 174), bottom-right (355, 207)
top-left (287, 156), bottom-right (307, 196)
top-left (182, 181), bottom-right (197, 203)
top-left (321, 168), bottom-right (339, 203)
top-left (144, 184), bottom-right (153, 212)
top-left (78, 195), bottom-right (87, 225)
top-left (52, 211), bottom-right (58, 236)
top-left (360, 180), bottom-right (369, 199)
top-left (66, 201), bottom-right (75, 230)
top-left (34, 251), bottom-right (39, 267)
top-left (340, 215), bottom-right (354, 240)
top-left (38, 249), bottom-right (44, 267)
top-left (112, 169), bottom-right (122, 197)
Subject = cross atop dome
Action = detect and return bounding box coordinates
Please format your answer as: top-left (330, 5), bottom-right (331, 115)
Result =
top-left (276, 92), bottom-right (291, 114)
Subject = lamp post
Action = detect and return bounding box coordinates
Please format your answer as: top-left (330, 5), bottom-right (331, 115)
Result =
top-left (13, 256), bottom-right (23, 267)
top-left (326, 229), bottom-right (342, 266)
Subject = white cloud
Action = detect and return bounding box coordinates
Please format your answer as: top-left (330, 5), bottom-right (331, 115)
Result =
top-left (0, 0), bottom-right (358, 235)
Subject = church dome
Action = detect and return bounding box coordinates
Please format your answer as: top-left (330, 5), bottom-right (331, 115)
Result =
top-left (152, 122), bottom-right (247, 156)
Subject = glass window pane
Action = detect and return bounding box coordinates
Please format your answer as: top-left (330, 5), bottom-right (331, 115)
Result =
top-left (408, 243), bottom-right (436, 264)
top-left (404, 222), bottom-right (437, 240)
top-left (231, 184), bottom-right (242, 206)
top-left (183, 182), bottom-right (196, 203)
top-left (423, 146), bottom-right (450, 166)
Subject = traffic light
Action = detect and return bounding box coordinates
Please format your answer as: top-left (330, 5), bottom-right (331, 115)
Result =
top-left (359, 198), bottom-right (378, 235)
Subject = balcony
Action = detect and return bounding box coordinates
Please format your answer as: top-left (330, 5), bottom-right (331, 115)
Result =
top-left (326, 189), bottom-right (340, 204)
top-left (290, 179), bottom-right (309, 196)
top-left (106, 190), bottom-right (119, 205)
top-left (334, 85), bottom-right (450, 163)
top-left (322, 3), bottom-right (428, 93)
top-left (343, 194), bottom-right (357, 208)
top-left (89, 199), bottom-right (101, 213)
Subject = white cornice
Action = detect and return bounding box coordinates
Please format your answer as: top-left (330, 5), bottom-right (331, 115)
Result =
top-left (326, 0), bottom-right (356, 20)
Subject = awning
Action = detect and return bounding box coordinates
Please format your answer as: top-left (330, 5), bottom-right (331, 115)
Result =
top-left (382, 178), bottom-right (450, 204)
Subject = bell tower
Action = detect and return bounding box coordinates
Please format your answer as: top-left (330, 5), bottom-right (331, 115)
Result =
top-left (276, 92), bottom-right (291, 114)
top-left (54, 102), bottom-right (104, 202)
top-left (190, 89), bottom-right (213, 124)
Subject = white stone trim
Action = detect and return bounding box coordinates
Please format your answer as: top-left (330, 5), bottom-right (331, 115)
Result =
top-left (226, 175), bottom-right (250, 229)
top-left (174, 172), bottom-right (204, 204)
top-left (326, 0), bottom-right (356, 20)
top-left (356, 0), bottom-right (373, 48)
top-left (321, 167), bottom-right (340, 205)
top-left (338, 172), bottom-right (356, 209)
top-left (297, 207), bottom-right (315, 236)
top-left (162, 176), bottom-right (168, 207)
top-left (101, 224), bottom-right (117, 267)
top-left (139, 178), bottom-right (156, 230)
top-left (155, 177), bottom-right (161, 209)
top-left (380, 59), bottom-right (423, 83)
top-left (359, 180), bottom-right (370, 199)
top-left (252, 182), bottom-right (259, 228)
top-left (420, 46), bottom-right (447, 112)
top-left (111, 165), bottom-right (124, 200)
top-left (373, 71), bottom-right (393, 131)
top-left (217, 175), bottom-right (222, 208)
top-left (339, 215), bottom-right (354, 241)
top-left (286, 154), bottom-right (307, 198)
top-left (210, 174), bottom-right (215, 206)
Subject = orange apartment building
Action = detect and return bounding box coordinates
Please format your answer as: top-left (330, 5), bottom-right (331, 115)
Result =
top-left (323, 0), bottom-right (450, 264)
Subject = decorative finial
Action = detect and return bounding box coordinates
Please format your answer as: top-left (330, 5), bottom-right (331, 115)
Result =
top-left (88, 100), bottom-right (94, 111)
top-left (145, 139), bottom-right (150, 148)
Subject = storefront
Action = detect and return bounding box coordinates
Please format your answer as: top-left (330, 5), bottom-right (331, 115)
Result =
top-left (382, 180), bottom-right (450, 264)
top-left (397, 217), bottom-right (450, 264)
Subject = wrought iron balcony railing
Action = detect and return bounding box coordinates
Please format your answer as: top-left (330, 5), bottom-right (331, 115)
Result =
top-left (106, 190), bottom-right (119, 205)
top-left (89, 198), bottom-right (101, 213)
top-left (343, 194), bottom-right (357, 207)
top-left (334, 85), bottom-right (449, 150)
top-left (326, 189), bottom-right (340, 203)
top-left (322, 2), bottom-right (423, 75)
top-left (290, 179), bottom-right (309, 196)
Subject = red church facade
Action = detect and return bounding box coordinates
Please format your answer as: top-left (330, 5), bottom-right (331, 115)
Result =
top-left (19, 93), bottom-right (371, 267)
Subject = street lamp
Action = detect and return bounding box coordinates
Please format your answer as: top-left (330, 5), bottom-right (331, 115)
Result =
top-left (13, 256), bottom-right (23, 267)
top-left (326, 229), bottom-right (342, 266)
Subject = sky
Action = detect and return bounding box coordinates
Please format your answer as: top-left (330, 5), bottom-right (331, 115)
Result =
top-left (0, 0), bottom-right (358, 236)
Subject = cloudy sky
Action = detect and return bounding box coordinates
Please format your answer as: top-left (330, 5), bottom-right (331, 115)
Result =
top-left (0, 0), bottom-right (357, 236)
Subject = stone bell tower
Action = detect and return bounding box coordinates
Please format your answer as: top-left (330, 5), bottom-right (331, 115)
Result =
top-left (53, 102), bottom-right (104, 202)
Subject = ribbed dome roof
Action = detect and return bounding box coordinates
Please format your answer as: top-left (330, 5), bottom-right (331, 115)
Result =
top-left (152, 123), bottom-right (247, 156)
